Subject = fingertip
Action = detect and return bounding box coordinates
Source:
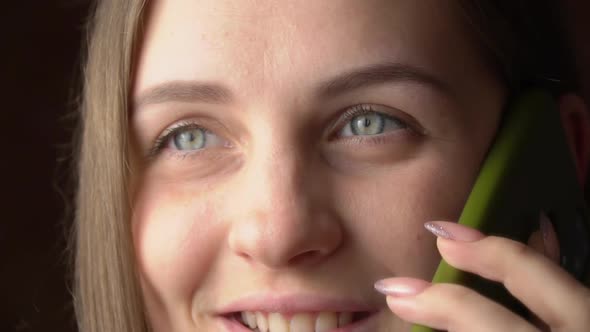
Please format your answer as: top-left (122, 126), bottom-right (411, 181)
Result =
top-left (374, 277), bottom-right (431, 297)
top-left (424, 221), bottom-right (485, 242)
top-left (539, 213), bottom-right (560, 263)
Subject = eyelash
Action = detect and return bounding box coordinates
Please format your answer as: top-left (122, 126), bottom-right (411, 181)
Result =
top-left (148, 104), bottom-right (411, 158)
top-left (149, 120), bottom-right (207, 158)
top-left (332, 103), bottom-right (408, 137)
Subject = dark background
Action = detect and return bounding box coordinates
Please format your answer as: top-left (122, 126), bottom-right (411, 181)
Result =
top-left (2, 1), bottom-right (90, 331)
top-left (1, 1), bottom-right (588, 332)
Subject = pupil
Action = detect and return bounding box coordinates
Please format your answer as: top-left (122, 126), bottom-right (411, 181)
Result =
top-left (174, 128), bottom-right (204, 150)
top-left (363, 117), bottom-right (371, 128)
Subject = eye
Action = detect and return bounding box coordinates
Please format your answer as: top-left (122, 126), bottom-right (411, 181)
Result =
top-left (338, 106), bottom-right (407, 138)
top-left (172, 127), bottom-right (207, 151)
top-left (149, 122), bottom-right (227, 157)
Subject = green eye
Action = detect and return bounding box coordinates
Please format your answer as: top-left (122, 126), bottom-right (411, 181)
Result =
top-left (149, 121), bottom-right (229, 158)
top-left (351, 113), bottom-right (385, 135)
top-left (340, 111), bottom-right (406, 137)
top-left (172, 127), bottom-right (208, 151)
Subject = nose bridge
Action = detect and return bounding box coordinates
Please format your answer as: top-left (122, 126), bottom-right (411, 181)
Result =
top-left (228, 129), bottom-right (342, 268)
top-left (247, 135), bottom-right (310, 240)
top-left (261, 144), bottom-right (303, 210)
top-left (247, 115), bottom-right (308, 212)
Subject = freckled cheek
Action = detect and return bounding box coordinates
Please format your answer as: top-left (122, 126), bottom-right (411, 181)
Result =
top-left (132, 184), bottom-right (227, 302)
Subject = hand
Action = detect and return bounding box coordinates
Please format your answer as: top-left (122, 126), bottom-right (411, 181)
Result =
top-left (374, 216), bottom-right (590, 332)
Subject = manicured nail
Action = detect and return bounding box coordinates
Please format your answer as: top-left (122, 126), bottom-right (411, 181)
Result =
top-left (374, 277), bottom-right (431, 297)
top-left (424, 221), bottom-right (484, 242)
top-left (539, 212), bottom-right (560, 262)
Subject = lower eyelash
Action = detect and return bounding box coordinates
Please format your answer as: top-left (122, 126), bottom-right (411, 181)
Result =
top-left (338, 126), bottom-right (414, 145)
top-left (148, 122), bottom-right (204, 158)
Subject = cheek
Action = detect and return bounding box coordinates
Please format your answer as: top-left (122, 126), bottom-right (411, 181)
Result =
top-left (132, 179), bottom-right (226, 303)
top-left (336, 144), bottom-right (484, 279)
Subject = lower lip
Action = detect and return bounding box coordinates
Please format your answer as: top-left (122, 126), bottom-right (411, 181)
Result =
top-left (218, 310), bottom-right (381, 332)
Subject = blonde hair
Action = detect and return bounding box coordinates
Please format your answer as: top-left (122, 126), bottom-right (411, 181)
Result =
top-left (71, 1), bottom-right (580, 331)
top-left (73, 1), bottom-right (147, 331)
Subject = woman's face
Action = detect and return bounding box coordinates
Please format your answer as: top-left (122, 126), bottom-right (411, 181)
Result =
top-left (131, 0), bottom-right (505, 331)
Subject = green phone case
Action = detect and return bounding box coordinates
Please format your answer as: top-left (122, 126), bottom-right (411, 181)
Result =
top-left (411, 90), bottom-right (590, 332)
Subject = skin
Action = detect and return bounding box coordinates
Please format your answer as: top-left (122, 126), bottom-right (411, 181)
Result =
top-left (129, 0), bottom-right (590, 331)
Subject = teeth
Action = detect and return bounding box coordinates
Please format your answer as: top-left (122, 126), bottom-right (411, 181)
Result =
top-left (268, 313), bottom-right (289, 332)
top-left (243, 311), bottom-right (257, 329)
top-left (256, 312), bottom-right (268, 332)
top-left (315, 312), bottom-right (338, 332)
top-left (290, 314), bottom-right (314, 332)
top-left (241, 311), bottom-right (357, 332)
top-left (338, 312), bottom-right (353, 327)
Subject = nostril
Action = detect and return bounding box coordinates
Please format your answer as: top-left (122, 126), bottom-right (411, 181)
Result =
top-left (237, 251), bottom-right (251, 260)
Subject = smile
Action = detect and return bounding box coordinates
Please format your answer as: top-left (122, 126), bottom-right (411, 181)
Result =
top-left (216, 292), bottom-right (381, 331)
top-left (231, 311), bottom-right (375, 331)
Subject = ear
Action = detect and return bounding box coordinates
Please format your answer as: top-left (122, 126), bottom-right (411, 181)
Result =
top-left (558, 93), bottom-right (590, 187)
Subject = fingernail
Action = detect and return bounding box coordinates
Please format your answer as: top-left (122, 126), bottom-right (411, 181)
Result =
top-left (374, 277), bottom-right (431, 297)
top-left (424, 221), bottom-right (484, 242)
top-left (539, 212), bottom-right (560, 262)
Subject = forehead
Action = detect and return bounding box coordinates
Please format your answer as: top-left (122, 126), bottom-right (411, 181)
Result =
top-left (134, 0), bottom-right (472, 99)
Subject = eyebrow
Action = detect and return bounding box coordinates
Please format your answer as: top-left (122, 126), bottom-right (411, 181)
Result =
top-left (134, 62), bottom-right (452, 109)
top-left (134, 81), bottom-right (233, 108)
top-left (315, 62), bottom-right (453, 99)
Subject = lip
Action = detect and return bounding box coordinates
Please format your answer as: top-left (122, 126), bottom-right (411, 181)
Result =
top-left (216, 293), bottom-right (382, 332)
top-left (216, 293), bottom-right (379, 315)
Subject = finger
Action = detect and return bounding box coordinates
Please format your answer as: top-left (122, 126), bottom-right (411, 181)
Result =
top-left (377, 279), bottom-right (538, 332)
top-left (430, 222), bottom-right (590, 330)
top-left (527, 212), bottom-right (560, 264)
top-left (539, 212), bottom-right (560, 263)
top-left (526, 233), bottom-right (551, 332)
top-left (526, 213), bottom-right (559, 332)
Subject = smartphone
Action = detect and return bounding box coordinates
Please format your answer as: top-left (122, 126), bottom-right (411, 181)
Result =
top-left (411, 89), bottom-right (590, 332)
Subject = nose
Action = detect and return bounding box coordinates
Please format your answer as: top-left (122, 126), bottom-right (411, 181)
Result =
top-left (227, 143), bottom-right (342, 269)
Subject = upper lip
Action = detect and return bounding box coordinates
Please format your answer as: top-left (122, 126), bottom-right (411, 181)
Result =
top-left (216, 293), bottom-right (380, 315)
